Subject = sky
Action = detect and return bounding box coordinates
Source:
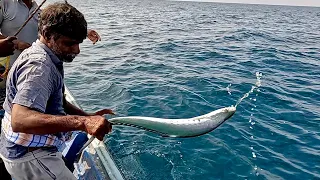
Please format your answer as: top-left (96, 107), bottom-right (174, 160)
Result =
top-left (177, 0), bottom-right (320, 7)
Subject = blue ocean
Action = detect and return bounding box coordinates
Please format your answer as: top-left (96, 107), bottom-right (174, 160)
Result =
top-left (47, 0), bottom-right (320, 179)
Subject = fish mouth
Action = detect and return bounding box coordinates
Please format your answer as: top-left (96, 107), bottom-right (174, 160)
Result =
top-left (228, 106), bottom-right (236, 113)
top-left (224, 106), bottom-right (236, 120)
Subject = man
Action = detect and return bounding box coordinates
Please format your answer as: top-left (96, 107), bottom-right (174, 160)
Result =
top-left (0, 2), bottom-right (112, 179)
top-left (0, 0), bottom-right (102, 172)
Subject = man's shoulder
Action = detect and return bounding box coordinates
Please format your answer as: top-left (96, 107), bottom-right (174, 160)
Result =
top-left (19, 44), bottom-right (51, 65)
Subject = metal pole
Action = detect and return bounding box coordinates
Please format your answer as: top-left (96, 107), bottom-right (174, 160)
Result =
top-left (14, 0), bottom-right (47, 36)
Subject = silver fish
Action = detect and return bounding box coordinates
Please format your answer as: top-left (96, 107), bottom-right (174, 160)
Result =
top-left (77, 106), bottom-right (236, 159)
top-left (109, 106), bottom-right (236, 137)
top-left (76, 106), bottom-right (236, 157)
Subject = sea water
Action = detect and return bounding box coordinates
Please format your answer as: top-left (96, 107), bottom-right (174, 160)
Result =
top-left (42, 0), bottom-right (320, 179)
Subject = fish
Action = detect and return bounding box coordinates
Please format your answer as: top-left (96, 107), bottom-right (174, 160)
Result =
top-left (76, 106), bottom-right (236, 157)
top-left (109, 106), bottom-right (236, 138)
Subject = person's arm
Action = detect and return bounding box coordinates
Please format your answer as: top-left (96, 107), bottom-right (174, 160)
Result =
top-left (0, 36), bottom-right (16, 57)
top-left (13, 40), bottom-right (31, 51)
top-left (11, 104), bottom-right (111, 140)
top-left (9, 59), bottom-right (112, 140)
top-left (0, 1), bottom-right (30, 50)
top-left (0, 34), bottom-right (30, 51)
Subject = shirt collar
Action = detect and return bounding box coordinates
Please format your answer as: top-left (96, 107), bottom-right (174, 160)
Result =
top-left (35, 40), bottom-right (63, 67)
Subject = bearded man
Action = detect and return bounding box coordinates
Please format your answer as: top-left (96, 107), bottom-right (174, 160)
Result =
top-left (0, 2), bottom-right (111, 179)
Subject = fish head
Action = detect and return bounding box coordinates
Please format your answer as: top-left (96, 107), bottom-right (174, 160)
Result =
top-left (223, 106), bottom-right (236, 120)
top-left (204, 106), bottom-right (236, 127)
top-left (181, 106), bottom-right (236, 137)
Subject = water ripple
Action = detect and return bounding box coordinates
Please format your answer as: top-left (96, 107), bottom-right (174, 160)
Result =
top-left (43, 0), bottom-right (320, 179)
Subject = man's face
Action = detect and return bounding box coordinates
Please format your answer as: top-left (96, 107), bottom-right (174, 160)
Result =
top-left (49, 35), bottom-right (82, 62)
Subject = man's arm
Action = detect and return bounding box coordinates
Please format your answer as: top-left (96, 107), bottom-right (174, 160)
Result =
top-left (0, 1), bottom-right (30, 49)
top-left (0, 34), bottom-right (31, 51)
top-left (11, 104), bottom-right (111, 140)
top-left (0, 36), bottom-right (16, 57)
top-left (9, 60), bottom-right (111, 140)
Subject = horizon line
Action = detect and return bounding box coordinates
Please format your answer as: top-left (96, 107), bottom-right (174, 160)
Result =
top-left (170, 0), bottom-right (320, 8)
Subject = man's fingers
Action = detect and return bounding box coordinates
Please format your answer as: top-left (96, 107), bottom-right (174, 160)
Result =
top-left (104, 109), bottom-right (115, 115)
top-left (85, 116), bottom-right (113, 141)
top-left (6, 37), bottom-right (16, 52)
top-left (96, 34), bottom-right (101, 41)
top-left (95, 109), bottom-right (115, 116)
top-left (96, 135), bottom-right (104, 141)
top-left (6, 36), bottom-right (17, 42)
top-left (96, 123), bottom-right (111, 141)
top-left (106, 122), bottom-right (112, 133)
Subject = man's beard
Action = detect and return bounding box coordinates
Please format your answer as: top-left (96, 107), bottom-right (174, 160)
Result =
top-left (51, 42), bottom-right (77, 63)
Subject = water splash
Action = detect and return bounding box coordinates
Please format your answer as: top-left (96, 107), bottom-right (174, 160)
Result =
top-left (226, 84), bottom-right (232, 95)
top-left (239, 72), bottom-right (263, 177)
top-left (235, 72), bottom-right (262, 107)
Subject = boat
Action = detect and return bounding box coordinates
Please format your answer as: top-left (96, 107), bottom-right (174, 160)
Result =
top-left (64, 86), bottom-right (125, 180)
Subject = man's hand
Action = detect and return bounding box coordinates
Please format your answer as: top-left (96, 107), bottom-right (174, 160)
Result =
top-left (0, 36), bottom-right (17, 57)
top-left (87, 29), bottom-right (101, 44)
top-left (83, 116), bottom-right (112, 140)
top-left (13, 40), bottom-right (31, 51)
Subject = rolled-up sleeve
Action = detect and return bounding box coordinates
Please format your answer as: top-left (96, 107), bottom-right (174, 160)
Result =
top-left (13, 60), bottom-right (55, 112)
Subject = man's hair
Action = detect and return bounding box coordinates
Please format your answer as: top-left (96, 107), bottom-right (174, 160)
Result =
top-left (39, 2), bottom-right (87, 41)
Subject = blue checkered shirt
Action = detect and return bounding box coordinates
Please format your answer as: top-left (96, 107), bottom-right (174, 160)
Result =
top-left (1, 40), bottom-right (70, 159)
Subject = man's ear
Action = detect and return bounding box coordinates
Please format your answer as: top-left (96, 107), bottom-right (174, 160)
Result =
top-left (44, 32), bottom-right (51, 42)
top-left (41, 28), bottom-right (51, 42)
